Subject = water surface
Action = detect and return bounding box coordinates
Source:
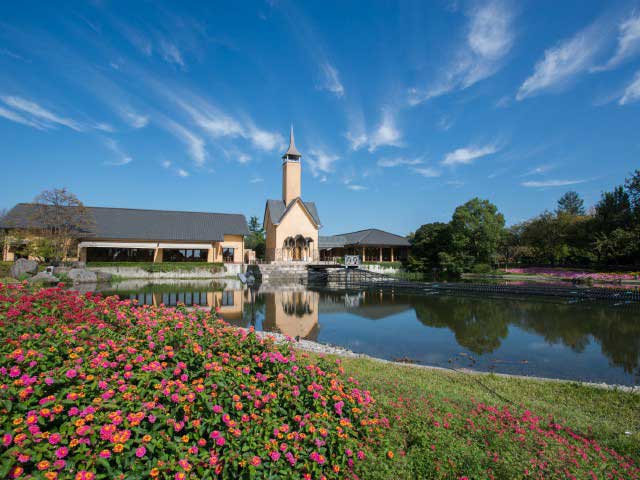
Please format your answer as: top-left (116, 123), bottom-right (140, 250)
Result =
top-left (97, 281), bottom-right (640, 386)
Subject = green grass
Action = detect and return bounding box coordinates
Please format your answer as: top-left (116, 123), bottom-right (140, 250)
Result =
top-left (0, 261), bottom-right (12, 277)
top-left (86, 261), bottom-right (225, 273)
top-left (321, 355), bottom-right (640, 479)
top-left (362, 261), bottom-right (404, 268)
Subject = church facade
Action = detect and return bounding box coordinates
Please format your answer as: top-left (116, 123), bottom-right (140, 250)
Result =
top-left (263, 128), bottom-right (321, 262)
top-left (263, 128), bottom-right (410, 264)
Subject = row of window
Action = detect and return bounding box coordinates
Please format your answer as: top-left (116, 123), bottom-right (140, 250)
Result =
top-left (85, 247), bottom-right (236, 263)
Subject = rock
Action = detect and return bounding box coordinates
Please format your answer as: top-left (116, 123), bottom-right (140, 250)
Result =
top-left (10, 259), bottom-right (39, 278)
top-left (28, 272), bottom-right (60, 285)
top-left (95, 271), bottom-right (112, 282)
top-left (53, 266), bottom-right (71, 275)
top-left (67, 269), bottom-right (98, 283)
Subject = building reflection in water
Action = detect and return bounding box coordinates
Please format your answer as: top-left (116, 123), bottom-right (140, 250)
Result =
top-left (262, 290), bottom-right (320, 341)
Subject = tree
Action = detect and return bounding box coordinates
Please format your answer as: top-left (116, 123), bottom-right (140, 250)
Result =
top-left (625, 169), bottom-right (640, 223)
top-left (595, 186), bottom-right (632, 234)
top-left (245, 216), bottom-right (265, 259)
top-left (407, 222), bottom-right (452, 272)
top-left (449, 198), bottom-right (505, 269)
top-left (556, 191), bottom-right (585, 216)
top-left (29, 188), bottom-right (94, 264)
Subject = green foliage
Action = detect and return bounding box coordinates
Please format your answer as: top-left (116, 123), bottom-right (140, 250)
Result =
top-left (450, 198), bottom-right (505, 266)
top-left (556, 190), bottom-right (585, 216)
top-left (245, 215), bottom-right (266, 259)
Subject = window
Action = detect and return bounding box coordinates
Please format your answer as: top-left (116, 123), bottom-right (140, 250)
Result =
top-left (221, 290), bottom-right (234, 306)
top-left (163, 249), bottom-right (208, 262)
top-left (86, 247), bottom-right (155, 262)
top-left (222, 247), bottom-right (235, 263)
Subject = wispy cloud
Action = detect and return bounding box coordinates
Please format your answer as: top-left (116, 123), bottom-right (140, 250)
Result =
top-left (0, 48), bottom-right (24, 60)
top-left (104, 138), bottom-right (132, 166)
top-left (520, 163), bottom-right (556, 177)
top-left (594, 11), bottom-right (640, 71)
top-left (158, 37), bottom-right (185, 67)
top-left (413, 167), bottom-right (441, 178)
top-left (377, 157), bottom-right (423, 168)
top-left (307, 148), bottom-right (339, 178)
top-left (177, 168), bottom-right (189, 177)
top-left (249, 177), bottom-right (264, 183)
top-left (121, 108), bottom-right (149, 129)
top-left (0, 105), bottom-right (45, 130)
top-left (161, 117), bottom-right (207, 166)
top-left (0, 95), bottom-right (84, 131)
top-left (347, 184), bottom-right (367, 191)
top-left (517, 21), bottom-right (608, 100)
top-left (619, 70), bottom-right (640, 105)
top-left (320, 62), bottom-right (344, 97)
top-left (437, 115), bottom-right (454, 131)
top-left (409, 0), bottom-right (514, 105)
top-left (368, 109), bottom-right (403, 152)
top-left (162, 160), bottom-right (172, 169)
top-left (521, 179), bottom-right (587, 188)
top-left (442, 144), bottom-right (498, 166)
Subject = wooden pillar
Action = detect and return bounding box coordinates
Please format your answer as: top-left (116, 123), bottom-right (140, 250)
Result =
top-left (153, 248), bottom-right (163, 263)
top-left (362, 246), bottom-right (366, 262)
top-left (379, 247), bottom-right (382, 262)
top-left (391, 248), bottom-right (394, 262)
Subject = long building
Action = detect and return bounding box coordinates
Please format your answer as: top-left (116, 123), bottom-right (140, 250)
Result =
top-left (2, 128), bottom-right (410, 264)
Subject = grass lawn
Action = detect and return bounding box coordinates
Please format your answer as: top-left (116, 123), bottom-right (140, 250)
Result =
top-left (86, 261), bottom-right (225, 273)
top-left (329, 355), bottom-right (640, 479)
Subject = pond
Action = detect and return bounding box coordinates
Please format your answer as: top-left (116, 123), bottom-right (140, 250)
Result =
top-left (95, 280), bottom-right (640, 386)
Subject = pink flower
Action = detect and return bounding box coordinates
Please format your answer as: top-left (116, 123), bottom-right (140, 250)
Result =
top-left (55, 447), bottom-right (69, 459)
top-left (2, 434), bottom-right (11, 447)
top-left (270, 451), bottom-right (281, 461)
top-left (65, 369), bottom-right (77, 379)
top-left (49, 433), bottom-right (61, 445)
top-left (135, 446), bottom-right (146, 458)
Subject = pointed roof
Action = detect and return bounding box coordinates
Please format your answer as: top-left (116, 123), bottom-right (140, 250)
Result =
top-left (283, 125), bottom-right (302, 158)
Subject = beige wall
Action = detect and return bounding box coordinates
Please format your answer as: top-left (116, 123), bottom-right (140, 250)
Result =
top-left (282, 160), bottom-right (301, 205)
top-left (265, 200), bottom-right (319, 262)
top-left (263, 290), bottom-right (319, 339)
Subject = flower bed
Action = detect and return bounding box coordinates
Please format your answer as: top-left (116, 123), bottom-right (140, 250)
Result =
top-left (0, 284), bottom-right (389, 479)
top-left (504, 267), bottom-right (639, 282)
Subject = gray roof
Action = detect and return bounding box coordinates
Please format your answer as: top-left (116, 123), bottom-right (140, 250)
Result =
top-left (265, 199), bottom-right (321, 226)
top-left (1, 203), bottom-right (249, 242)
top-left (319, 229), bottom-right (410, 248)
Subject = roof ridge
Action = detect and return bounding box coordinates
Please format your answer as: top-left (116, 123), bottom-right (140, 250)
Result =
top-left (14, 203), bottom-right (245, 217)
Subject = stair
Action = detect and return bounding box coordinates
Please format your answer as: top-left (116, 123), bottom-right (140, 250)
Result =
top-left (247, 263), bottom-right (310, 284)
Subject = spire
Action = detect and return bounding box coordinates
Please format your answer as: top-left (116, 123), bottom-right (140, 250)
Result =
top-left (283, 124), bottom-right (302, 159)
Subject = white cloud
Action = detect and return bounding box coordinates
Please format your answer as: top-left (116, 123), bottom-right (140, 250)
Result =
top-left (94, 122), bottom-right (115, 133)
top-left (347, 184), bottom-right (367, 191)
top-left (619, 70), bottom-right (640, 105)
top-left (368, 109), bottom-right (402, 152)
top-left (177, 169), bottom-right (189, 177)
top-left (237, 153), bottom-right (251, 164)
top-left (595, 11), bottom-right (640, 71)
top-left (442, 144), bottom-right (498, 166)
top-left (409, 0), bottom-right (514, 104)
top-left (521, 179), bottom-right (586, 187)
top-left (413, 167), bottom-right (441, 178)
top-left (249, 177), bottom-right (264, 183)
top-left (162, 118), bottom-right (207, 166)
top-left (0, 105), bottom-right (45, 129)
top-left (520, 164), bottom-right (555, 176)
top-left (345, 130), bottom-right (368, 151)
top-left (158, 38), bottom-right (185, 67)
top-left (122, 109), bottom-right (149, 129)
top-left (320, 62), bottom-right (344, 97)
top-left (377, 157), bottom-right (423, 168)
top-left (162, 160), bottom-right (172, 169)
top-left (104, 138), bottom-right (133, 166)
top-left (0, 95), bottom-right (84, 131)
top-left (307, 149), bottom-right (339, 177)
top-left (437, 116), bottom-right (454, 131)
top-left (247, 127), bottom-right (283, 151)
top-left (517, 23), bottom-right (606, 100)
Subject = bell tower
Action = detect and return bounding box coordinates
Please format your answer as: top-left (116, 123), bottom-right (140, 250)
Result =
top-left (282, 125), bottom-right (302, 205)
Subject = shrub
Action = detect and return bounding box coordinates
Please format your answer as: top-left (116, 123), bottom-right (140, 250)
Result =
top-left (0, 284), bottom-right (390, 479)
top-left (470, 263), bottom-right (494, 274)
top-left (86, 262), bottom-right (225, 274)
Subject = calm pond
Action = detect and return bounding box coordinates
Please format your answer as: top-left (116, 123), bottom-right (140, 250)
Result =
top-left (94, 280), bottom-right (640, 386)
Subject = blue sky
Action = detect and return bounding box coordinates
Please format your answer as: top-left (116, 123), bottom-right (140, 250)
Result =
top-left (1, 0), bottom-right (639, 235)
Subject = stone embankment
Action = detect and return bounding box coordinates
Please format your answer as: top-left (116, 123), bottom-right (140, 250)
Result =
top-left (246, 263), bottom-right (309, 284)
top-left (87, 263), bottom-right (243, 280)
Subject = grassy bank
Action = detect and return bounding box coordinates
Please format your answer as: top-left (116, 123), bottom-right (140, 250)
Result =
top-left (86, 261), bottom-right (225, 273)
top-left (332, 355), bottom-right (640, 479)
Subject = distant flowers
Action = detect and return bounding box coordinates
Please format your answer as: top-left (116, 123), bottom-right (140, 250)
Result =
top-left (0, 283), bottom-right (390, 479)
top-left (505, 267), bottom-right (639, 282)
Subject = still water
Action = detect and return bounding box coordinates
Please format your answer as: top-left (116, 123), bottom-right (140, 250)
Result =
top-left (96, 280), bottom-right (640, 386)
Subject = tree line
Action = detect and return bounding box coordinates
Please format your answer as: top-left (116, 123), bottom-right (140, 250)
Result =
top-left (408, 170), bottom-right (640, 274)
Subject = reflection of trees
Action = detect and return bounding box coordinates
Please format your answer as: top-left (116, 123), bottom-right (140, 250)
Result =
top-left (412, 293), bottom-right (640, 375)
top-left (412, 296), bottom-right (509, 355)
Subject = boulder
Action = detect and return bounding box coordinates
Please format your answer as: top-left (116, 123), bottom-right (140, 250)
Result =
top-left (10, 259), bottom-right (39, 278)
top-left (28, 272), bottom-right (60, 285)
top-left (53, 266), bottom-right (71, 275)
top-left (67, 268), bottom-right (98, 284)
top-left (95, 271), bottom-right (113, 282)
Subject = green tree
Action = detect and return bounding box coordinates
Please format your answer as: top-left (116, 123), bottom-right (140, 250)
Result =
top-left (245, 216), bottom-right (265, 259)
top-left (625, 169), bottom-right (640, 223)
top-left (595, 186), bottom-right (632, 234)
top-left (407, 222), bottom-right (452, 272)
top-left (556, 191), bottom-right (585, 216)
top-left (448, 198), bottom-right (505, 270)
